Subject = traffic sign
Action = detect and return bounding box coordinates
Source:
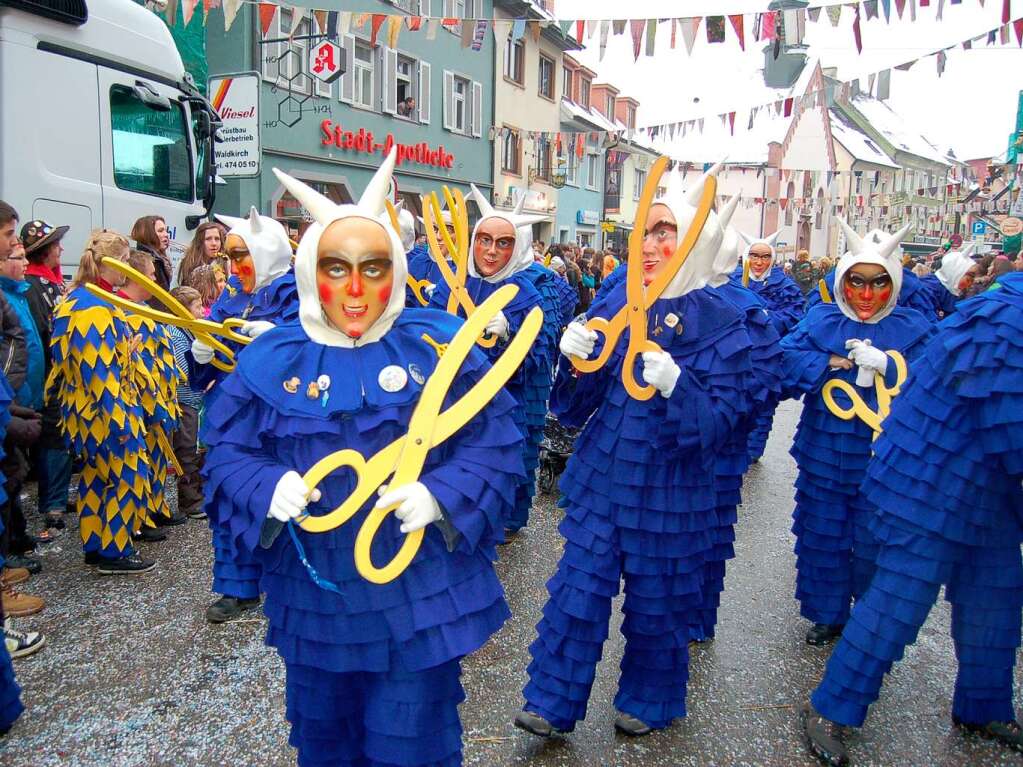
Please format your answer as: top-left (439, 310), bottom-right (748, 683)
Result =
top-left (309, 41), bottom-right (344, 84)
top-left (970, 220), bottom-right (987, 236)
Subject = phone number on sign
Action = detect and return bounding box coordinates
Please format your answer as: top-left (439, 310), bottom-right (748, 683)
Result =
top-left (219, 160), bottom-right (260, 170)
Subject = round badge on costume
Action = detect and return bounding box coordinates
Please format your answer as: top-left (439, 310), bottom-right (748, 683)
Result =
top-left (317, 374), bottom-right (331, 391)
top-left (378, 365), bottom-right (408, 393)
top-left (408, 363), bottom-right (425, 386)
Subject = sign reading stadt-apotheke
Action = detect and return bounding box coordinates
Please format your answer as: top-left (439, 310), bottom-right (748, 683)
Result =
top-left (320, 120), bottom-right (455, 169)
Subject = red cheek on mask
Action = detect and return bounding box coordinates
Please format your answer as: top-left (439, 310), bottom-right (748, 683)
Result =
top-left (843, 285), bottom-right (856, 302)
top-left (878, 288), bottom-right (891, 304)
top-left (318, 283), bottom-right (332, 303)
top-left (661, 245), bottom-right (672, 258)
top-left (239, 265), bottom-right (253, 276)
top-left (377, 284), bottom-right (392, 304)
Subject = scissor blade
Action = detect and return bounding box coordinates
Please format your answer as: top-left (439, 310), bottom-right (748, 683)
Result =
top-left (102, 258), bottom-right (196, 322)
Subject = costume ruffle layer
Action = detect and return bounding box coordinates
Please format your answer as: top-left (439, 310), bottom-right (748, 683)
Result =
top-left (730, 267), bottom-right (805, 337)
top-left (0, 639), bottom-right (22, 734)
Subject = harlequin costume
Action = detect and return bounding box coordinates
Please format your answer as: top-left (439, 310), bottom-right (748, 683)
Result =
top-left (920, 244), bottom-right (977, 319)
top-left (48, 279), bottom-right (150, 564)
top-left (696, 196), bottom-right (784, 642)
top-left (729, 233), bottom-right (804, 463)
top-left (780, 222), bottom-right (933, 647)
top-left (193, 208), bottom-right (300, 622)
top-left (0, 371), bottom-right (23, 734)
top-left (428, 191), bottom-right (551, 535)
top-left (202, 152), bottom-right (524, 767)
top-left (802, 270), bottom-right (1023, 766)
top-left (517, 170), bottom-right (759, 736)
top-left (124, 314), bottom-right (181, 527)
top-left (808, 230), bottom-right (939, 319)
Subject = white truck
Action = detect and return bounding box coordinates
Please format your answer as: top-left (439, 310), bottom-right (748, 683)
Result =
top-left (0, 0), bottom-right (218, 275)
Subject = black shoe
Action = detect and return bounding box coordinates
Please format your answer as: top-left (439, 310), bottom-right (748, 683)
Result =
top-left (84, 552), bottom-right (101, 567)
top-left (806, 623), bottom-right (845, 646)
top-left (96, 554), bottom-right (155, 575)
top-left (186, 509), bottom-right (207, 520)
top-left (43, 511), bottom-right (66, 530)
top-left (514, 710), bottom-right (557, 738)
top-left (5, 555), bottom-right (41, 575)
top-left (614, 712), bottom-right (653, 736)
top-left (800, 702), bottom-right (849, 766)
top-left (132, 527), bottom-right (167, 543)
top-left (953, 716), bottom-right (1023, 751)
top-left (205, 596), bottom-right (261, 624)
top-left (153, 513), bottom-right (188, 527)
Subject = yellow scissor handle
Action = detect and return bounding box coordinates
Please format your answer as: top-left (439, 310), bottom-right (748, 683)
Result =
top-left (407, 277), bottom-right (432, 307)
top-left (570, 155), bottom-right (716, 401)
top-left (819, 278), bottom-right (833, 304)
top-left (297, 284), bottom-right (542, 585)
top-left (742, 258), bottom-right (751, 288)
top-left (153, 425), bottom-right (184, 476)
top-left (822, 350), bottom-right (908, 441)
top-left (422, 188), bottom-right (497, 349)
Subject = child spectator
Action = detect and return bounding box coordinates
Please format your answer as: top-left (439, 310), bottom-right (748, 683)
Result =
top-left (166, 286), bottom-right (207, 520)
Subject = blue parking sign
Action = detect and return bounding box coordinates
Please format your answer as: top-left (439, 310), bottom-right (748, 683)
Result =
top-left (971, 220), bottom-right (987, 236)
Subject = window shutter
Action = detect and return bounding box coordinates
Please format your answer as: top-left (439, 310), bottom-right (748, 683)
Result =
top-left (442, 70), bottom-right (455, 131)
top-left (470, 80), bottom-right (483, 138)
top-left (314, 19), bottom-right (331, 98)
top-left (339, 34), bottom-right (356, 104)
top-left (380, 47), bottom-right (398, 114)
top-left (418, 61), bottom-right (431, 124)
top-left (420, 0), bottom-right (431, 16)
top-left (442, 0), bottom-right (455, 15)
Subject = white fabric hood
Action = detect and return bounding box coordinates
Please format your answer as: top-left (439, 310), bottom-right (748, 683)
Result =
top-left (833, 219), bottom-right (911, 324)
top-left (707, 194), bottom-right (741, 289)
top-left (272, 149), bottom-right (407, 348)
top-left (215, 207), bottom-right (293, 292)
top-left (738, 230), bottom-right (781, 283)
top-left (935, 243), bottom-right (977, 297)
top-left (466, 185), bottom-right (547, 284)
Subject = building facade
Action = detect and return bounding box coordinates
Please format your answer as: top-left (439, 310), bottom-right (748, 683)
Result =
top-left (206, 0), bottom-right (495, 237)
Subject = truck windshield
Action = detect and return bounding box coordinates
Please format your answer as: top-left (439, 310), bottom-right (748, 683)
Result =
top-left (109, 84), bottom-right (194, 203)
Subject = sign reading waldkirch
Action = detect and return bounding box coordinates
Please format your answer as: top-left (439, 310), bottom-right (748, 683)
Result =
top-left (209, 72), bottom-right (261, 178)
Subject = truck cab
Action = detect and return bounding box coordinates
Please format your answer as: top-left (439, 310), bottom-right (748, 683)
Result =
top-left (0, 0), bottom-right (217, 276)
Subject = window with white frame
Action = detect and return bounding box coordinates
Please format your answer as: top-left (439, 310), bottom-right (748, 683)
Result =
top-left (579, 77), bottom-right (591, 109)
top-left (562, 66), bottom-right (573, 101)
top-left (535, 136), bottom-right (553, 181)
top-left (538, 55), bottom-right (555, 100)
top-left (633, 168), bottom-right (646, 201)
top-left (585, 153), bottom-right (599, 190)
top-left (353, 41), bottom-right (375, 109)
top-left (564, 148), bottom-right (578, 185)
top-left (389, 0), bottom-right (421, 12)
top-left (626, 105), bottom-right (636, 129)
top-left (443, 71), bottom-right (481, 136)
top-left (443, 0), bottom-right (477, 34)
top-left (260, 8), bottom-right (311, 96)
top-left (606, 95), bottom-right (615, 118)
top-left (504, 38), bottom-right (524, 84)
top-left (452, 76), bottom-right (467, 133)
top-left (501, 129), bottom-right (521, 175)
top-left (395, 54), bottom-right (418, 119)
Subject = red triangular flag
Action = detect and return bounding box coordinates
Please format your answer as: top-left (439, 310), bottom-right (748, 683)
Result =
top-left (629, 19), bottom-right (645, 61)
top-left (258, 3), bottom-right (276, 37)
top-left (728, 111), bottom-right (736, 135)
top-left (1015, 18), bottom-right (1023, 46)
top-left (728, 15), bottom-right (745, 50)
top-left (576, 19), bottom-right (584, 42)
top-left (852, 5), bottom-right (863, 54)
top-left (895, 0), bottom-right (907, 17)
top-left (370, 14), bottom-right (387, 46)
top-left (1003, 0), bottom-right (1011, 23)
top-left (783, 97), bottom-right (794, 117)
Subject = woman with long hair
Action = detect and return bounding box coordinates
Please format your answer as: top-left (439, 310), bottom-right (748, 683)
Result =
top-left (177, 221), bottom-right (226, 286)
top-left (130, 215), bottom-right (172, 292)
top-left (49, 230), bottom-right (153, 574)
top-left (183, 263), bottom-right (226, 315)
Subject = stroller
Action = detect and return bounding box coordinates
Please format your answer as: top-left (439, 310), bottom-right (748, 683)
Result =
top-left (537, 413), bottom-right (580, 495)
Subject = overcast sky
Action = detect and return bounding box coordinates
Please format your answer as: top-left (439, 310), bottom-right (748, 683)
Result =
top-left (551, 0), bottom-right (1022, 160)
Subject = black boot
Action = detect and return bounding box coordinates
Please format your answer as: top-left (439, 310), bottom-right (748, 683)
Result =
top-left (132, 527), bottom-right (167, 543)
top-left (514, 710), bottom-right (557, 738)
top-left (614, 712), bottom-right (653, 736)
top-left (800, 702), bottom-right (849, 766)
top-left (953, 716), bottom-right (1023, 752)
top-left (206, 596), bottom-right (261, 624)
top-left (806, 623), bottom-right (844, 646)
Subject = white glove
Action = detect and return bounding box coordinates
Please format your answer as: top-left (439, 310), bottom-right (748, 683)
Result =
top-left (559, 322), bottom-right (598, 359)
top-left (424, 283), bottom-right (437, 298)
top-left (484, 310), bottom-right (510, 341)
top-left (267, 471), bottom-right (321, 522)
top-left (191, 337), bottom-right (215, 365)
top-left (640, 351), bottom-right (682, 399)
top-left (240, 320), bottom-right (276, 339)
top-left (376, 481), bottom-right (442, 534)
top-left (845, 339), bottom-right (888, 386)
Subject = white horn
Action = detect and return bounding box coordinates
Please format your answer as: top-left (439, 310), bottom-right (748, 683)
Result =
top-left (247, 206), bottom-right (262, 233)
top-left (717, 194), bottom-right (740, 229)
top-left (358, 147), bottom-right (397, 214)
top-left (960, 242), bottom-right (977, 259)
top-left (838, 218), bottom-right (865, 256)
top-left (469, 184), bottom-right (497, 219)
top-left (764, 230), bottom-right (781, 248)
top-left (878, 222), bottom-right (912, 260)
top-left (513, 191), bottom-right (527, 216)
top-left (684, 159), bottom-right (725, 206)
top-left (273, 168), bottom-right (338, 227)
top-left (214, 213), bottom-right (245, 231)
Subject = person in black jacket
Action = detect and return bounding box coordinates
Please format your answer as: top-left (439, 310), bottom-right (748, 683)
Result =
top-left (130, 215), bottom-right (173, 294)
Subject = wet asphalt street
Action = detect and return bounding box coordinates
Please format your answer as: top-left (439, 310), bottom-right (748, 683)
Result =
top-left (1, 399), bottom-right (1021, 766)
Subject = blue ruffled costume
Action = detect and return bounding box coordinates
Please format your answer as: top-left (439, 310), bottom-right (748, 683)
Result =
top-left (693, 282), bottom-right (783, 641)
top-left (202, 310), bottom-right (523, 766)
top-left (811, 272), bottom-right (1023, 728)
top-left (781, 303), bottom-right (933, 628)
top-left (404, 245), bottom-right (436, 307)
top-left (196, 272), bottom-right (300, 601)
top-left (920, 273), bottom-right (959, 318)
top-left (0, 371), bottom-right (23, 734)
top-left (729, 266), bottom-right (805, 462)
top-left (522, 283), bottom-right (757, 731)
top-left (809, 267), bottom-right (938, 319)
top-left (429, 272), bottom-right (552, 533)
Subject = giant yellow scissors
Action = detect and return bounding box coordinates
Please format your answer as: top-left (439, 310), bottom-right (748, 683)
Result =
top-left (85, 258), bottom-right (251, 373)
top-left (822, 350), bottom-right (908, 441)
top-left (569, 155), bottom-right (716, 401)
top-left (295, 284), bottom-right (542, 584)
top-left (383, 200), bottom-right (434, 308)
top-left (420, 187), bottom-right (499, 349)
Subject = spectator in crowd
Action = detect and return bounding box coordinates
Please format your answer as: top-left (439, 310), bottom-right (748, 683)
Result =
top-left (601, 250), bottom-right (618, 279)
top-left (396, 97), bottom-right (417, 118)
top-left (166, 286), bottom-right (207, 521)
top-left (176, 222), bottom-right (226, 287)
top-left (130, 215), bottom-right (173, 293)
top-left (20, 223), bottom-right (73, 533)
top-left (184, 263), bottom-right (226, 316)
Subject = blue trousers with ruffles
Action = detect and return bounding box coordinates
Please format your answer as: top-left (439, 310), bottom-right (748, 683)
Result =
top-left (211, 523), bottom-right (261, 600)
top-left (811, 525), bottom-right (1023, 727)
top-left (523, 507), bottom-right (704, 731)
top-left (286, 657), bottom-right (464, 767)
top-left (746, 404), bottom-right (776, 462)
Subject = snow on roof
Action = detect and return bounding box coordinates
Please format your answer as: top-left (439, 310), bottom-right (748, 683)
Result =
top-left (846, 94), bottom-right (949, 165)
top-left (829, 111), bottom-right (899, 168)
top-left (561, 99), bottom-right (620, 132)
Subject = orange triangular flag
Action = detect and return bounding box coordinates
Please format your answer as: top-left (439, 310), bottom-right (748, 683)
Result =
top-left (258, 3), bottom-right (276, 37)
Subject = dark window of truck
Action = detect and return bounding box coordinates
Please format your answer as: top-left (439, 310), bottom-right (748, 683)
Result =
top-left (109, 84), bottom-right (193, 203)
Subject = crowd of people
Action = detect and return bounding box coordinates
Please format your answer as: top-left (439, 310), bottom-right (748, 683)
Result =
top-left (0, 149), bottom-right (1021, 767)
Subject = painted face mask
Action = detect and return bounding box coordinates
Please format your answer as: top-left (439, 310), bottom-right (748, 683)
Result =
top-left (935, 244), bottom-right (978, 297)
top-left (833, 219), bottom-right (911, 324)
top-left (739, 231), bottom-right (781, 282)
top-left (215, 207), bottom-right (293, 295)
top-left (273, 149), bottom-right (407, 348)
top-left (466, 186), bottom-right (547, 284)
top-left (472, 218), bottom-right (518, 278)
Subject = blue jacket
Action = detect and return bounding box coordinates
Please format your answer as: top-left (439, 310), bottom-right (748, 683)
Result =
top-left (0, 277), bottom-right (43, 409)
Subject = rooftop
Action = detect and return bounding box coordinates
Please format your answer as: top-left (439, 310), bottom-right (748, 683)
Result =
top-left (829, 110), bottom-right (900, 169)
top-left (843, 93), bottom-right (949, 166)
